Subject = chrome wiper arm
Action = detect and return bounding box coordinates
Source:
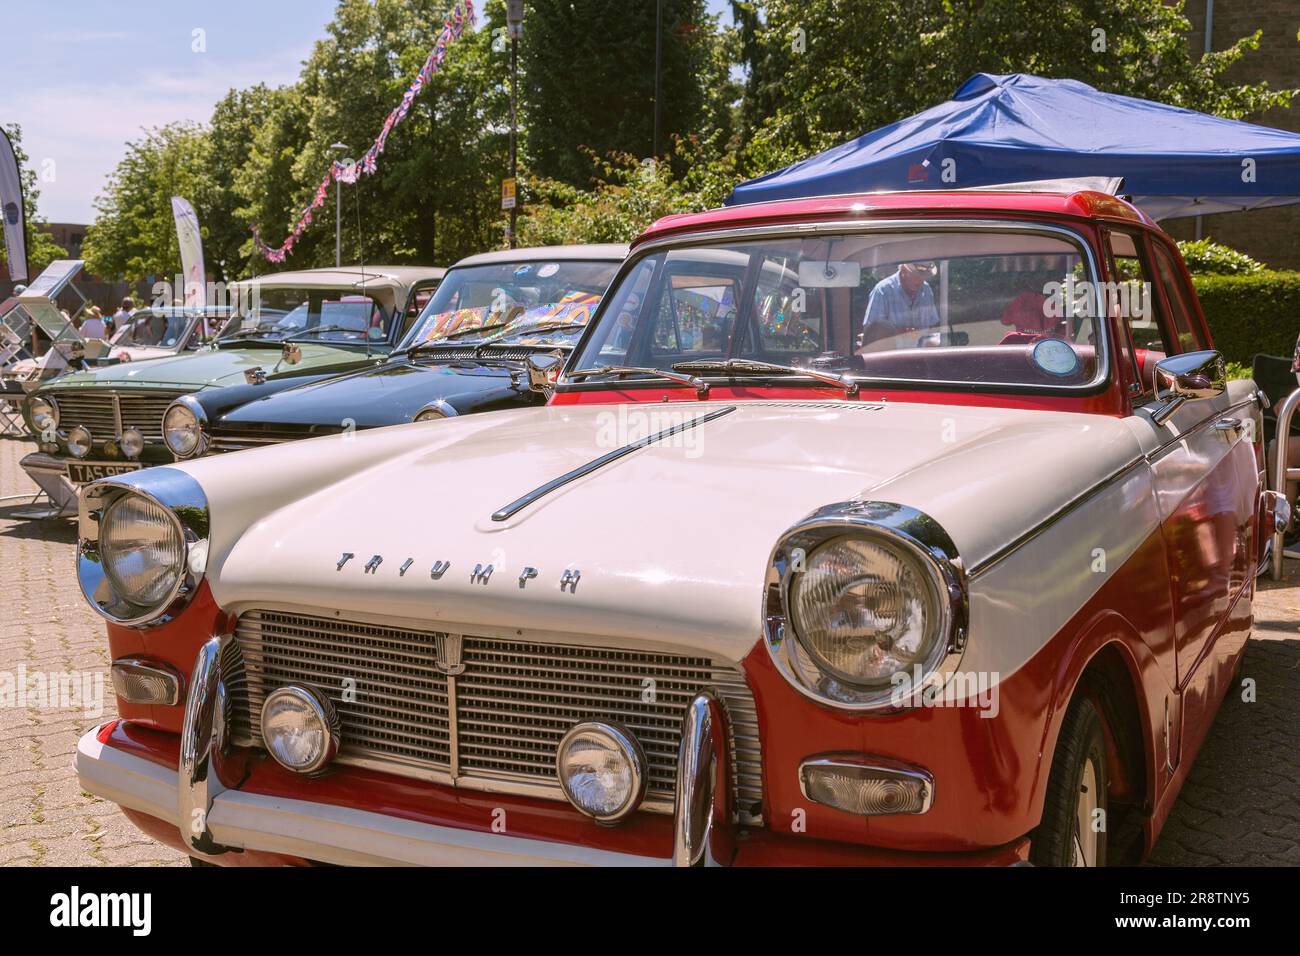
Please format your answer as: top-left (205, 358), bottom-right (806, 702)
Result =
top-left (567, 365), bottom-right (710, 397)
top-left (672, 358), bottom-right (858, 396)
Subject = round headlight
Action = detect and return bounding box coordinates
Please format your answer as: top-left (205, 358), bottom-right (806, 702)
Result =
top-left (261, 686), bottom-right (340, 774)
top-left (162, 400), bottom-right (204, 457)
top-left (556, 722), bottom-right (646, 824)
top-left (66, 425), bottom-right (93, 459)
top-left (789, 535), bottom-right (943, 687)
top-left (100, 493), bottom-right (186, 609)
top-left (120, 427), bottom-right (145, 459)
top-left (28, 396), bottom-right (58, 435)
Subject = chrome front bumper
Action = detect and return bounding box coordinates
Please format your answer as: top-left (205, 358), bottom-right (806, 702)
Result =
top-left (77, 634), bottom-right (737, 867)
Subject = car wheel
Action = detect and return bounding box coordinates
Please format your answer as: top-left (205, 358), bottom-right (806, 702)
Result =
top-left (1031, 695), bottom-right (1109, 867)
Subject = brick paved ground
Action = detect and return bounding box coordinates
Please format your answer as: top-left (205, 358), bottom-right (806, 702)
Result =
top-left (0, 431), bottom-right (1296, 867)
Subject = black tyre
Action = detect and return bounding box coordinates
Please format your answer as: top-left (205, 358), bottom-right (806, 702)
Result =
top-left (1031, 695), bottom-right (1109, 867)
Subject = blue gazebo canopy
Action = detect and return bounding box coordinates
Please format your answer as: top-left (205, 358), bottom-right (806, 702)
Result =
top-left (727, 73), bottom-right (1300, 220)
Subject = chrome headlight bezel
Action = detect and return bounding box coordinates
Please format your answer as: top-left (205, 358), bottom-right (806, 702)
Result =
top-left (66, 425), bottom-right (93, 459)
top-left (162, 395), bottom-right (208, 459)
top-left (77, 468), bottom-right (209, 628)
top-left (763, 501), bottom-right (968, 712)
top-left (260, 685), bottom-right (341, 775)
top-left (27, 395), bottom-right (58, 436)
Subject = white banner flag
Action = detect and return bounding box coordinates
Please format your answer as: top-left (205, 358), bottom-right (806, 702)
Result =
top-left (0, 128), bottom-right (28, 283)
top-left (170, 196), bottom-right (206, 312)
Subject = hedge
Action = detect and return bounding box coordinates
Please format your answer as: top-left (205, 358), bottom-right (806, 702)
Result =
top-left (1193, 271), bottom-right (1300, 366)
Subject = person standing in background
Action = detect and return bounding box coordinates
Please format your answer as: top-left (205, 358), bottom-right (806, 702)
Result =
top-left (112, 297), bottom-right (134, 333)
top-left (80, 306), bottom-right (107, 339)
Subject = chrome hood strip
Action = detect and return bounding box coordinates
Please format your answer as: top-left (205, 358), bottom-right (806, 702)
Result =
top-left (490, 405), bottom-right (736, 522)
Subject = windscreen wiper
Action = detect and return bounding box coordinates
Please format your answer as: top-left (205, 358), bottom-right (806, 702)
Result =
top-left (671, 358), bottom-right (858, 396)
top-left (285, 324), bottom-right (360, 339)
top-left (567, 365), bottom-right (710, 397)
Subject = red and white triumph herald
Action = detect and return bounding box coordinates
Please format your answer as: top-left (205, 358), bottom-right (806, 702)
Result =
top-left (73, 181), bottom-right (1287, 866)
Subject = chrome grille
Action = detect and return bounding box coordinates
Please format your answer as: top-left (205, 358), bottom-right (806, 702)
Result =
top-left (208, 424), bottom-right (345, 454)
top-left (51, 390), bottom-right (181, 442)
top-left (231, 609), bottom-right (763, 821)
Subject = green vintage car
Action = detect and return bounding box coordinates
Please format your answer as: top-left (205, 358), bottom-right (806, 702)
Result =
top-left (19, 265), bottom-right (444, 516)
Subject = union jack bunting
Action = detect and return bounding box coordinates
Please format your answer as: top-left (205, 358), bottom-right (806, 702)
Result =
top-left (253, 0), bottom-right (475, 262)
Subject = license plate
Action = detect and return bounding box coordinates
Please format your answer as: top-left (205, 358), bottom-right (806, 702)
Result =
top-left (66, 461), bottom-right (143, 484)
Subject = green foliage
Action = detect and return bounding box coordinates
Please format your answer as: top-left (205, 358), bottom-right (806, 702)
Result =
top-left (82, 123), bottom-right (209, 282)
top-left (520, 0), bottom-right (727, 187)
top-left (1194, 271), bottom-right (1300, 364)
top-left (1176, 237), bottom-right (1266, 276)
top-left (0, 124), bottom-right (67, 278)
top-left (517, 134), bottom-right (738, 246)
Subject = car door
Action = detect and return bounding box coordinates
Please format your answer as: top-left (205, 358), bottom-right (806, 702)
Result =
top-left (1112, 229), bottom-right (1258, 765)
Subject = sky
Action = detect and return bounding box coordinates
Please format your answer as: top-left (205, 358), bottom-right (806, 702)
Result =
top-left (6, 0), bottom-right (736, 226)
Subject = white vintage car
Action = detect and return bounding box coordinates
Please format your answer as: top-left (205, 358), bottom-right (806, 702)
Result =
top-left (72, 187), bottom-right (1283, 867)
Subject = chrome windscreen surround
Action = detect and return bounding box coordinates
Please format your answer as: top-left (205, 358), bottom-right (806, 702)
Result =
top-left (77, 467), bottom-right (210, 628)
top-left (162, 394), bottom-right (209, 459)
top-left (762, 500), bottom-right (968, 712)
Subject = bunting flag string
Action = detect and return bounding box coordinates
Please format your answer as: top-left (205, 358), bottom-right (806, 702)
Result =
top-left (253, 0), bottom-right (475, 263)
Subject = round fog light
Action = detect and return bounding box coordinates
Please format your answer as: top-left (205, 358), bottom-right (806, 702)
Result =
top-left (67, 426), bottom-right (93, 459)
top-left (556, 722), bottom-right (646, 824)
top-left (261, 686), bottom-right (340, 774)
top-left (120, 427), bottom-right (144, 459)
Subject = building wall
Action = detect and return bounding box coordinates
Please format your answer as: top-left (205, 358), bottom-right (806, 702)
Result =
top-left (1163, 0), bottom-right (1300, 269)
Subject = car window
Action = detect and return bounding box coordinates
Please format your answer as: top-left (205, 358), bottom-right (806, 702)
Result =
top-left (577, 227), bottom-right (1102, 389)
top-left (1152, 244), bottom-right (1206, 354)
top-left (403, 259), bottom-right (620, 349)
top-left (1107, 232), bottom-right (1170, 395)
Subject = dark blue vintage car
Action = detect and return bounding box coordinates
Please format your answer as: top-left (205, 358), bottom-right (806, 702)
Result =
top-left (168, 245), bottom-right (627, 456)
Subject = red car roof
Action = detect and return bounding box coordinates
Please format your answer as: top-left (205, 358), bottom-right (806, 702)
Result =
top-left (635, 189), bottom-right (1155, 247)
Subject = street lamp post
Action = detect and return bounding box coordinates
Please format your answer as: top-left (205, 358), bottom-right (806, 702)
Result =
top-left (330, 142), bottom-right (348, 267)
top-left (506, 0), bottom-right (524, 250)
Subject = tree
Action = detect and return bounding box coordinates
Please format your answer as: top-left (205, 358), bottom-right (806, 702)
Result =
top-left (520, 0), bottom-right (718, 187)
top-left (200, 85), bottom-right (285, 280)
top-left (245, 0), bottom-right (509, 269)
top-left (0, 124), bottom-right (67, 280)
top-left (81, 123), bottom-right (210, 282)
top-left (736, 0), bottom-right (1299, 176)
top-left (517, 133), bottom-right (737, 246)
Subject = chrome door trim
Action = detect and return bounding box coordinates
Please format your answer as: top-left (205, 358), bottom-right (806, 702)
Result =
top-left (971, 394), bottom-right (1259, 580)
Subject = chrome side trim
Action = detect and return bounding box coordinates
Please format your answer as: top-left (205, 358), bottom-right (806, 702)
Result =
top-left (673, 692), bottom-right (732, 867)
top-left (179, 634), bottom-right (233, 855)
top-left (763, 501), bottom-right (968, 711)
top-left (971, 394), bottom-right (1259, 579)
top-left (491, 405), bottom-right (736, 522)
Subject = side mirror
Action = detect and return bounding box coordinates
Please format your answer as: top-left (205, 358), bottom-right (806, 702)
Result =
top-left (1150, 349), bottom-right (1226, 425)
top-left (525, 351), bottom-right (563, 393)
